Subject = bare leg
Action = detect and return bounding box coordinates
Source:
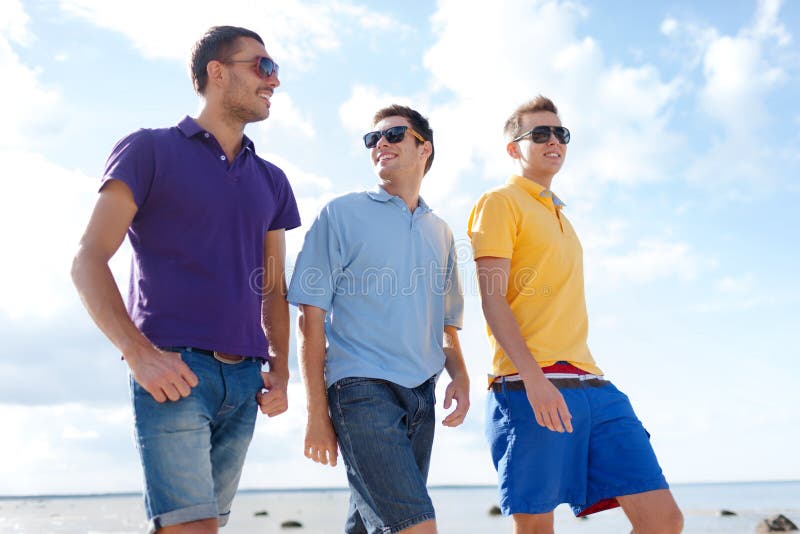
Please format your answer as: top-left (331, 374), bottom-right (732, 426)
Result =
top-left (158, 518), bottom-right (218, 534)
top-left (399, 518), bottom-right (437, 533)
top-left (617, 489), bottom-right (683, 534)
top-left (512, 512), bottom-right (555, 534)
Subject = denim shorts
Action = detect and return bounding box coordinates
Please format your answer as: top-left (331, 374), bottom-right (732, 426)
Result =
top-left (486, 378), bottom-right (668, 517)
top-left (130, 349), bottom-right (263, 533)
top-left (328, 376), bottom-right (437, 534)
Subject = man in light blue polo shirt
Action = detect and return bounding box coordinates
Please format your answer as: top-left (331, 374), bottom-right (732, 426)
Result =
top-left (288, 104), bottom-right (470, 534)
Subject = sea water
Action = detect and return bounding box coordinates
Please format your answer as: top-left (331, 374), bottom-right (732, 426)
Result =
top-left (1, 481), bottom-right (797, 533)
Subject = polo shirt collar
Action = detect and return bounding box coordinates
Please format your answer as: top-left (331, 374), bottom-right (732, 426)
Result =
top-left (367, 186), bottom-right (432, 213)
top-left (508, 174), bottom-right (566, 209)
top-left (177, 115), bottom-right (256, 153)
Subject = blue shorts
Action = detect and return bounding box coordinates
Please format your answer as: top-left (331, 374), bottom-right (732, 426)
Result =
top-left (328, 376), bottom-right (437, 534)
top-left (486, 377), bottom-right (668, 517)
top-left (130, 349), bottom-right (264, 533)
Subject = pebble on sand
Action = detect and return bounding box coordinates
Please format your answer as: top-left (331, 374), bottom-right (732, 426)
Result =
top-left (488, 505), bottom-right (502, 516)
top-left (253, 510), bottom-right (269, 517)
top-left (281, 519), bottom-right (303, 528)
top-left (756, 514), bottom-right (798, 532)
top-left (719, 509), bottom-right (737, 516)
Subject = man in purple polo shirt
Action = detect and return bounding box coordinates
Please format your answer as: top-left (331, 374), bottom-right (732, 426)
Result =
top-left (72, 26), bottom-right (300, 533)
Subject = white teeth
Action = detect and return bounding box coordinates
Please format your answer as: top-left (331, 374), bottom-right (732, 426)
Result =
top-left (378, 153), bottom-right (395, 162)
top-left (545, 152), bottom-right (560, 158)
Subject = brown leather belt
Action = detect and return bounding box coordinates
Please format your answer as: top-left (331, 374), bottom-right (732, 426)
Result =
top-left (172, 347), bottom-right (259, 365)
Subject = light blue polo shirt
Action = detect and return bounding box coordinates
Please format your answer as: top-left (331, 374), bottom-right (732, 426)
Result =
top-left (287, 187), bottom-right (464, 389)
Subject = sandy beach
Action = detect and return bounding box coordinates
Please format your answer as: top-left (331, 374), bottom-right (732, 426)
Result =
top-left (2, 482), bottom-right (799, 533)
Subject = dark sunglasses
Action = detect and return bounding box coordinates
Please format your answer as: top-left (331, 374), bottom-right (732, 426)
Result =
top-left (363, 125), bottom-right (426, 149)
top-left (224, 56), bottom-right (279, 79)
top-left (512, 125), bottom-right (570, 144)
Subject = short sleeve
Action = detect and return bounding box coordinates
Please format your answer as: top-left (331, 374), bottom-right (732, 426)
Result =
top-left (268, 167), bottom-right (302, 231)
top-left (100, 129), bottom-right (156, 208)
top-left (467, 191), bottom-right (517, 259)
top-left (286, 205), bottom-right (341, 311)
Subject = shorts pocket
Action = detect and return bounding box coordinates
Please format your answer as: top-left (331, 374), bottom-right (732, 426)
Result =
top-left (333, 376), bottom-right (386, 390)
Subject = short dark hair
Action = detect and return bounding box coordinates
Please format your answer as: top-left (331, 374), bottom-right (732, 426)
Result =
top-left (504, 95), bottom-right (559, 139)
top-left (191, 26), bottom-right (264, 94)
top-left (372, 104), bottom-right (435, 175)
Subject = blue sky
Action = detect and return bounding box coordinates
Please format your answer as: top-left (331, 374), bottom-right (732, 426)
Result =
top-left (0, 0), bottom-right (798, 495)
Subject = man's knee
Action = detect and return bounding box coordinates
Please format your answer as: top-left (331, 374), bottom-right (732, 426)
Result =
top-left (656, 506), bottom-right (683, 534)
top-left (631, 504), bottom-right (683, 534)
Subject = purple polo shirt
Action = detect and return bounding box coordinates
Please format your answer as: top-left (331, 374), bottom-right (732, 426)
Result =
top-left (102, 116), bottom-right (301, 358)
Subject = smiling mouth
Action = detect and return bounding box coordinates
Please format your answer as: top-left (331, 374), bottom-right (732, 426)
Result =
top-left (377, 153), bottom-right (396, 162)
top-left (257, 90), bottom-right (273, 103)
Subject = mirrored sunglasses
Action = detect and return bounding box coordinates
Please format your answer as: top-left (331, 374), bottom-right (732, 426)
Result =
top-left (224, 56), bottom-right (279, 79)
top-left (512, 125), bottom-right (570, 144)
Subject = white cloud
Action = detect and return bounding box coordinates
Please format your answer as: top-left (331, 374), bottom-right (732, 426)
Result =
top-left (700, 35), bottom-right (784, 129)
top-left (259, 152), bottom-right (336, 260)
top-left (338, 85), bottom-right (417, 136)
top-left (58, 0), bottom-right (403, 70)
top-left (593, 239), bottom-right (698, 285)
top-left (422, 0), bottom-right (681, 205)
top-left (260, 93), bottom-right (316, 139)
top-left (0, 38), bottom-right (60, 149)
top-left (660, 17), bottom-right (678, 37)
top-left (656, 1), bottom-right (794, 193)
top-left (751, 0), bottom-right (792, 46)
top-left (62, 426), bottom-right (101, 440)
top-left (689, 0), bottom-right (790, 132)
top-left (0, 150), bottom-right (98, 320)
top-left (0, 7), bottom-right (127, 321)
top-left (715, 273), bottom-right (755, 294)
top-left (0, 403), bottom-right (139, 495)
top-left (328, 1), bottom-right (412, 33)
top-left (0, 0), bottom-right (32, 45)
top-left (691, 272), bottom-right (774, 312)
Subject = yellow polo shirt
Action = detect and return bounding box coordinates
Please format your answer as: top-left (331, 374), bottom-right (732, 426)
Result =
top-left (467, 175), bottom-right (602, 378)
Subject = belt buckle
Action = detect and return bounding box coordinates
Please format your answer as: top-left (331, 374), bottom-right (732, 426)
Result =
top-left (213, 351), bottom-right (244, 365)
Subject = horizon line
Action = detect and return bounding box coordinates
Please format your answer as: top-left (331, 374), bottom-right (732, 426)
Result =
top-left (2, 479), bottom-right (799, 500)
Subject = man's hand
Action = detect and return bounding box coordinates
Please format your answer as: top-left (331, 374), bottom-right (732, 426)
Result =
top-left (522, 374), bottom-right (573, 433)
top-left (127, 349), bottom-right (199, 403)
top-left (304, 413), bottom-right (338, 466)
top-left (442, 374), bottom-right (470, 427)
top-left (257, 368), bottom-right (289, 417)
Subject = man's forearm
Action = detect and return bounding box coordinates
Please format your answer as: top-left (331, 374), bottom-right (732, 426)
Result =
top-left (297, 305), bottom-right (329, 416)
top-left (71, 248), bottom-right (155, 363)
top-left (262, 289), bottom-right (290, 371)
top-left (480, 293), bottom-right (545, 380)
top-left (443, 325), bottom-right (469, 381)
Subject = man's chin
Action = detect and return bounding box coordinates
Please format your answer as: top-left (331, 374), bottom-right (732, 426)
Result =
top-left (245, 110), bottom-right (269, 124)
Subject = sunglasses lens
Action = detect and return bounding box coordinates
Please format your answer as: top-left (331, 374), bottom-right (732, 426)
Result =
top-left (530, 127), bottom-right (552, 143)
top-left (257, 57), bottom-right (277, 77)
top-left (526, 126), bottom-right (570, 144)
top-left (384, 126), bottom-right (407, 143)
top-left (363, 131), bottom-right (380, 148)
top-left (363, 126), bottom-right (408, 148)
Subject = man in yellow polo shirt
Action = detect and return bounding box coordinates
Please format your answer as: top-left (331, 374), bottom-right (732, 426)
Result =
top-left (468, 96), bottom-right (683, 533)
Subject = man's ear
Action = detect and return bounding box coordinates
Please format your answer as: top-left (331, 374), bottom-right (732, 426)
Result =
top-left (206, 60), bottom-right (225, 90)
top-left (507, 141), bottom-right (520, 159)
top-left (420, 140), bottom-right (432, 159)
